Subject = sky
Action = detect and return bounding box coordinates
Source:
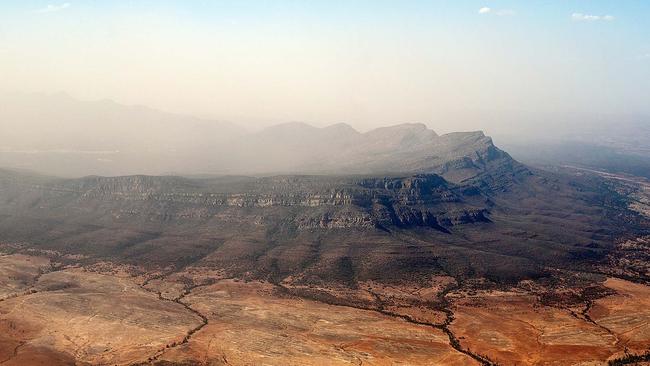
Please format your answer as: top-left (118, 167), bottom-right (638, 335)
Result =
top-left (1, 0), bottom-right (649, 132)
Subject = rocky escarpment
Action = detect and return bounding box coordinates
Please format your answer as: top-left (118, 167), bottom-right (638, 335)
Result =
top-left (0, 172), bottom-right (490, 232)
top-left (0, 161), bottom-right (640, 284)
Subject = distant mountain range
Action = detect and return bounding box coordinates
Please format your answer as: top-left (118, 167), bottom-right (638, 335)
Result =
top-left (1, 93), bottom-right (520, 180)
top-left (0, 93), bottom-right (245, 176)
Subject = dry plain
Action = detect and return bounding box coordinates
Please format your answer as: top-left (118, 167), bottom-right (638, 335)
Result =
top-left (1, 253), bottom-right (650, 365)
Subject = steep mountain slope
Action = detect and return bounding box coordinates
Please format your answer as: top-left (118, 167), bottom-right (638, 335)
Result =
top-left (0, 164), bottom-right (641, 286)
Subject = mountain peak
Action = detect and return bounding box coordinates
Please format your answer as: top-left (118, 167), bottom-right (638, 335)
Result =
top-left (366, 122), bottom-right (434, 134)
top-left (323, 123), bottom-right (359, 133)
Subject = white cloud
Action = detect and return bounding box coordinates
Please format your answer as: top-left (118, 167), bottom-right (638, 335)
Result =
top-left (571, 13), bottom-right (614, 22)
top-left (36, 3), bottom-right (71, 14)
top-left (478, 7), bottom-right (515, 16)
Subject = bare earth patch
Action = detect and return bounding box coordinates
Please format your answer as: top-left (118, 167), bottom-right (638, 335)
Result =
top-left (0, 267), bottom-right (202, 365)
top-left (449, 290), bottom-right (620, 365)
top-left (157, 279), bottom-right (479, 365)
top-left (449, 277), bottom-right (650, 365)
top-left (0, 254), bottom-right (51, 300)
top-left (589, 278), bottom-right (650, 354)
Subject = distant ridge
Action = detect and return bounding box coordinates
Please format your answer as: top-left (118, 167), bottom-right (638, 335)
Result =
top-left (1, 94), bottom-right (523, 184)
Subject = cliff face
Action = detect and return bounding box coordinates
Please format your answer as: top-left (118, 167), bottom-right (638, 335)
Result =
top-left (0, 173), bottom-right (490, 232)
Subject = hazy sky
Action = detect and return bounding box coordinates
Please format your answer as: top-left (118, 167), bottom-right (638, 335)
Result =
top-left (1, 1), bottom-right (649, 132)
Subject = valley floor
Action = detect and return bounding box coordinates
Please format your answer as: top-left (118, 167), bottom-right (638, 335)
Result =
top-left (1, 251), bottom-right (650, 366)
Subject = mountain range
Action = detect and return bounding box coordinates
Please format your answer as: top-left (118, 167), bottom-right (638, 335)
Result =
top-left (1, 93), bottom-right (518, 180)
